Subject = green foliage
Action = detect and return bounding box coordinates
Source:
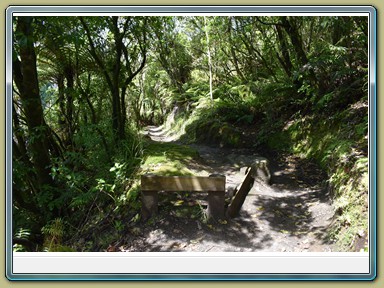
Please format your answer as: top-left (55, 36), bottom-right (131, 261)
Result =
top-left (72, 123), bottom-right (113, 174)
top-left (14, 227), bottom-right (31, 239)
top-left (12, 15), bottom-right (369, 252)
top-left (115, 130), bottom-right (144, 168)
top-left (13, 228), bottom-right (31, 252)
top-left (42, 218), bottom-right (65, 251)
top-left (41, 218), bottom-right (76, 251)
top-left (214, 99), bottom-right (255, 125)
top-left (183, 82), bottom-right (210, 102)
top-left (113, 220), bottom-right (124, 232)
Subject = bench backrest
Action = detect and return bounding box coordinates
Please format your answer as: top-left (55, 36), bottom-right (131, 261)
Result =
top-left (141, 175), bottom-right (225, 192)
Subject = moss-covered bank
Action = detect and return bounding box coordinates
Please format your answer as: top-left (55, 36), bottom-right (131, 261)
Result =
top-left (264, 101), bottom-right (368, 251)
top-left (162, 95), bottom-right (369, 251)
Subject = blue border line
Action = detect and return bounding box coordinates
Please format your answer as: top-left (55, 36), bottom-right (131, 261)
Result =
top-left (370, 5), bottom-right (377, 281)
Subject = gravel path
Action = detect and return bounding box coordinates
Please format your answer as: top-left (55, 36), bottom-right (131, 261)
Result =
top-left (122, 126), bottom-right (337, 252)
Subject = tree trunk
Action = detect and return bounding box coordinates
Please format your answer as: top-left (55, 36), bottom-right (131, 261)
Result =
top-left (280, 17), bottom-right (309, 67)
top-left (14, 17), bottom-right (55, 190)
top-left (204, 16), bottom-right (214, 102)
top-left (275, 24), bottom-right (293, 78)
top-left (64, 65), bottom-right (75, 144)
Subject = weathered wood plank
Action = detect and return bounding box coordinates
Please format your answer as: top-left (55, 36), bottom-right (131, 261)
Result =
top-left (141, 175), bottom-right (225, 192)
top-left (226, 169), bottom-right (255, 218)
top-left (207, 191), bottom-right (225, 220)
top-left (141, 190), bottom-right (158, 221)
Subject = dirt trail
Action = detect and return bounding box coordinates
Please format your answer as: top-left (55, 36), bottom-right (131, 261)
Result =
top-left (123, 126), bottom-right (337, 252)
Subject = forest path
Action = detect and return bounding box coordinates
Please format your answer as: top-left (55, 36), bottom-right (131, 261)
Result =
top-left (124, 125), bottom-right (337, 252)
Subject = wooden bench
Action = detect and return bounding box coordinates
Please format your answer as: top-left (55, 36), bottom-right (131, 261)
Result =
top-left (141, 174), bottom-right (226, 221)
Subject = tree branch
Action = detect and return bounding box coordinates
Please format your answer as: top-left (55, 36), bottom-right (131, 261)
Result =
top-left (79, 17), bottom-right (114, 92)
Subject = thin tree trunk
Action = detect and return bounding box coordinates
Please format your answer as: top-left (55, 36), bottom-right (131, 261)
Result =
top-left (64, 65), bottom-right (75, 145)
top-left (204, 16), bottom-right (214, 102)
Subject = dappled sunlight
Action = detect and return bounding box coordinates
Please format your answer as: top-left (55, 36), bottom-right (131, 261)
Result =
top-left (12, 15), bottom-right (368, 253)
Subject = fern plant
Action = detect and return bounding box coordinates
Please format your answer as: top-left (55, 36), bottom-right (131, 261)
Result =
top-left (42, 218), bottom-right (65, 251)
top-left (13, 228), bottom-right (31, 252)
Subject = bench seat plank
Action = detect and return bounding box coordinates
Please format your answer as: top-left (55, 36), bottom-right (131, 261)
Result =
top-left (141, 175), bottom-right (225, 192)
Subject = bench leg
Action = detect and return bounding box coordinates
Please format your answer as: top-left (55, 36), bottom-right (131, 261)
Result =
top-left (141, 191), bottom-right (158, 221)
top-left (207, 191), bottom-right (225, 220)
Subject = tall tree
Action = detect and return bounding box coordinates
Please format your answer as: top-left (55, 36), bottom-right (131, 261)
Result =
top-left (79, 16), bottom-right (147, 142)
top-left (13, 16), bottom-right (61, 222)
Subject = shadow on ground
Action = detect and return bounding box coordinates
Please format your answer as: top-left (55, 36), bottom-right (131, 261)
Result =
top-left (119, 126), bottom-right (336, 252)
